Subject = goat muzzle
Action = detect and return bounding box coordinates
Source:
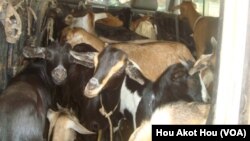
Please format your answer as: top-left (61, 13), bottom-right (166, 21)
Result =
top-left (84, 77), bottom-right (101, 98)
top-left (51, 65), bottom-right (67, 85)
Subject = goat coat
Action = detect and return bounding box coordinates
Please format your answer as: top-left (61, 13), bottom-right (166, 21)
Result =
top-left (0, 60), bottom-right (53, 141)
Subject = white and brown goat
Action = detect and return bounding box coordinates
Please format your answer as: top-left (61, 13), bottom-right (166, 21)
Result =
top-left (47, 104), bottom-right (94, 141)
top-left (64, 11), bottom-right (108, 35)
top-left (63, 27), bottom-right (195, 82)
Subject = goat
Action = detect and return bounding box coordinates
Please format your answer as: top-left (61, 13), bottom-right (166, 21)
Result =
top-left (0, 61), bottom-right (52, 141)
top-left (189, 37), bottom-right (218, 96)
top-left (172, 1), bottom-right (218, 58)
top-left (64, 8), bottom-right (149, 41)
top-left (135, 60), bottom-right (209, 126)
top-left (61, 27), bottom-right (150, 49)
top-left (53, 43), bottom-right (123, 141)
top-left (130, 15), bottom-right (151, 31)
top-left (65, 27), bottom-right (195, 82)
top-left (154, 12), bottom-right (196, 56)
top-left (0, 41), bottom-right (77, 141)
top-left (70, 46), bottom-right (209, 139)
top-left (60, 27), bottom-right (105, 51)
top-left (130, 15), bottom-right (157, 40)
top-left (94, 22), bottom-right (148, 41)
top-left (64, 12), bottom-right (148, 42)
top-left (47, 104), bottom-right (94, 141)
top-left (96, 12), bottom-right (124, 27)
top-left (40, 3), bottom-right (71, 46)
top-left (64, 11), bottom-right (108, 35)
top-left (129, 101), bottom-right (210, 141)
top-left (103, 7), bottom-right (131, 29)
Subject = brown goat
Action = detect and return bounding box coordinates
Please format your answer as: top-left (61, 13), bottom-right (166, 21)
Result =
top-left (129, 101), bottom-right (210, 141)
top-left (60, 26), bottom-right (154, 47)
top-left (96, 13), bottom-right (124, 27)
top-left (111, 42), bottom-right (195, 82)
top-left (67, 27), bottom-right (195, 82)
top-left (47, 104), bottom-right (94, 141)
top-left (60, 27), bottom-right (105, 51)
top-left (173, 1), bottom-right (218, 58)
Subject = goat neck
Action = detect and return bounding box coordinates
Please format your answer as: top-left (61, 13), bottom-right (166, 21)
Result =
top-left (183, 6), bottom-right (202, 32)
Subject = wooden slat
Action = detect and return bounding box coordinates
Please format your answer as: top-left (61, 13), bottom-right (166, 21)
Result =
top-left (0, 23), bottom-right (8, 93)
top-left (239, 2), bottom-right (250, 124)
top-left (0, 0), bottom-right (39, 92)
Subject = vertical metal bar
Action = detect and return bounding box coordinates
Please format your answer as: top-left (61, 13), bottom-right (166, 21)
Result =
top-left (213, 0), bottom-right (249, 124)
top-left (7, 44), bottom-right (14, 81)
top-left (175, 15), bottom-right (180, 42)
top-left (203, 0), bottom-right (205, 16)
top-left (206, 0), bottom-right (224, 125)
top-left (0, 23), bottom-right (8, 93)
top-left (239, 2), bottom-right (250, 124)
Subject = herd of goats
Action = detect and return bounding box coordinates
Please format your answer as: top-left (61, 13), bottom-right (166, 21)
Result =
top-left (0, 0), bottom-right (219, 141)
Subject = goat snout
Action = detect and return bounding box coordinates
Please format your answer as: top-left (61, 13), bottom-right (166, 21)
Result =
top-left (88, 78), bottom-right (100, 90)
top-left (51, 65), bottom-right (67, 85)
top-left (84, 78), bottom-right (102, 98)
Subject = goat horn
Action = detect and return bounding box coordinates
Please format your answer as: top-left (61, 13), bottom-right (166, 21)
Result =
top-left (179, 59), bottom-right (189, 68)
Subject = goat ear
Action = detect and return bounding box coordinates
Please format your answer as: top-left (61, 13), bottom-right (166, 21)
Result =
top-left (56, 103), bottom-right (63, 110)
top-left (210, 36), bottom-right (218, 51)
top-left (47, 109), bottom-right (57, 122)
top-left (179, 58), bottom-right (189, 68)
top-left (47, 109), bottom-right (59, 141)
top-left (125, 60), bottom-right (145, 85)
top-left (170, 59), bottom-right (192, 82)
top-left (70, 50), bottom-right (98, 68)
top-left (22, 46), bottom-right (46, 59)
top-left (189, 54), bottom-right (213, 75)
top-left (67, 119), bottom-right (95, 134)
top-left (179, 58), bottom-right (193, 69)
top-left (94, 12), bottom-right (108, 22)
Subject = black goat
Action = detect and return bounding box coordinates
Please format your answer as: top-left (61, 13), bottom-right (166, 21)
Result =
top-left (0, 41), bottom-right (90, 141)
top-left (54, 43), bottom-right (123, 141)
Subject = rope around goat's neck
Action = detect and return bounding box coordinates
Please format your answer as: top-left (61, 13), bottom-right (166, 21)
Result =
top-left (193, 15), bottom-right (204, 31)
top-left (99, 95), bottom-right (119, 141)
